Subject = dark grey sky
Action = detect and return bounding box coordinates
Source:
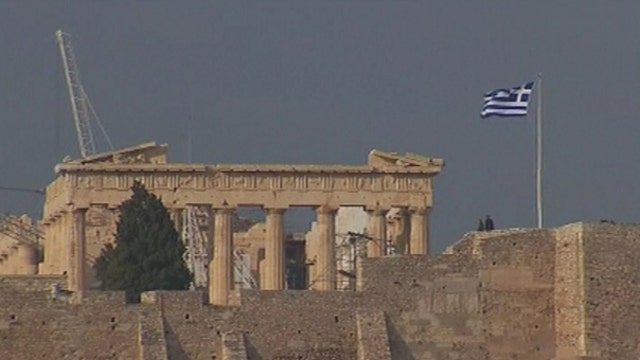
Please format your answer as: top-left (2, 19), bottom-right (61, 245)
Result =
top-left (1, 1), bottom-right (639, 252)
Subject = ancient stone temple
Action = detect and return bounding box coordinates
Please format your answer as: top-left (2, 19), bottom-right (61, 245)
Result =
top-left (38, 142), bottom-right (444, 304)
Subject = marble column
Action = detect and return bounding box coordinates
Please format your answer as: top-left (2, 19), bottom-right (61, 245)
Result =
top-left (17, 244), bottom-right (37, 275)
top-left (40, 222), bottom-right (51, 273)
top-left (312, 206), bottom-right (337, 291)
top-left (209, 207), bottom-right (234, 305)
top-left (263, 208), bottom-right (286, 290)
top-left (409, 207), bottom-right (430, 255)
top-left (51, 215), bottom-right (61, 275)
top-left (61, 213), bottom-right (71, 278)
top-left (366, 208), bottom-right (388, 257)
top-left (72, 208), bottom-right (87, 297)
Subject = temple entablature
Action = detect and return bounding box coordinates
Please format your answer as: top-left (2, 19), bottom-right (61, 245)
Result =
top-left (45, 149), bottom-right (444, 220)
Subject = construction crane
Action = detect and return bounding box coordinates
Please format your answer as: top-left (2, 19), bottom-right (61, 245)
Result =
top-left (54, 30), bottom-right (257, 290)
top-left (55, 29), bottom-right (208, 284)
top-left (55, 29), bottom-right (114, 158)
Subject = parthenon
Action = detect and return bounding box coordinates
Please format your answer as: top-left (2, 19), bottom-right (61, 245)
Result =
top-left (38, 142), bottom-right (444, 305)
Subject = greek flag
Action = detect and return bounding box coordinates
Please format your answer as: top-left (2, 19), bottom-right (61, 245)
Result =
top-left (481, 81), bottom-right (535, 118)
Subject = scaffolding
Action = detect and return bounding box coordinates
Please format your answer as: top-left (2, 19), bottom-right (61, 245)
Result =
top-left (0, 213), bottom-right (42, 264)
top-left (179, 207), bottom-right (257, 290)
top-left (233, 250), bottom-right (257, 289)
top-left (180, 206), bottom-right (210, 289)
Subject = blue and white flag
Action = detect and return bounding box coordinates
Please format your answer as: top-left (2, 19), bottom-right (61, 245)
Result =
top-left (481, 81), bottom-right (535, 118)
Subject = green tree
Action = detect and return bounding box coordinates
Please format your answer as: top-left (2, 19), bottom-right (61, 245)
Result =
top-left (94, 180), bottom-right (192, 302)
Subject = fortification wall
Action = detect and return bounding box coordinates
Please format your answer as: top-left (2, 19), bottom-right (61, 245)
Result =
top-left (4, 223), bottom-right (640, 360)
top-left (554, 223), bottom-right (588, 359)
top-left (442, 228), bottom-right (558, 359)
top-left (234, 290), bottom-right (360, 359)
top-left (475, 229), bottom-right (556, 359)
top-left (0, 276), bottom-right (141, 360)
top-left (0, 275), bottom-right (65, 305)
top-left (141, 291), bottom-right (224, 360)
top-left (358, 254), bottom-right (487, 359)
top-left (581, 223), bottom-right (640, 359)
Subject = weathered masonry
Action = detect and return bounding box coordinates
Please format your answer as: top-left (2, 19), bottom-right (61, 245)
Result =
top-left (39, 143), bottom-right (444, 304)
top-left (3, 222), bottom-right (638, 359)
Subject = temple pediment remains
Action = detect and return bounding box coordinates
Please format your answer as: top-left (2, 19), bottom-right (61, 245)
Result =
top-left (62, 141), bottom-right (169, 165)
top-left (368, 149), bottom-right (445, 170)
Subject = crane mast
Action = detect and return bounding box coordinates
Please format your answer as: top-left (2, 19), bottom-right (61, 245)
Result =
top-left (53, 30), bottom-right (258, 291)
top-left (55, 30), bottom-right (96, 158)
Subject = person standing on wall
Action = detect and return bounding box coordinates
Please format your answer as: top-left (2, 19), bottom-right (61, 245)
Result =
top-left (484, 215), bottom-right (495, 231)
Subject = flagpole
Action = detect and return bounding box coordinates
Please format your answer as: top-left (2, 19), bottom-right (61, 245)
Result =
top-left (536, 73), bottom-right (543, 228)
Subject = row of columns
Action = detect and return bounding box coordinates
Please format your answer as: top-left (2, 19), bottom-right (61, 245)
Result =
top-left (366, 207), bottom-right (430, 258)
top-left (208, 206), bottom-right (291, 304)
top-left (49, 207), bottom-right (116, 299)
top-left (65, 204), bottom-right (429, 305)
top-left (209, 205), bottom-right (431, 305)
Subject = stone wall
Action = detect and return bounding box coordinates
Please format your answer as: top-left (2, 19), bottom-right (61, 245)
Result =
top-left (356, 311), bottom-right (392, 360)
top-left (554, 223), bottom-right (588, 359)
top-left (3, 223), bottom-right (640, 359)
top-left (358, 254), bottom-right (487, 359)
top-left (234, 290), bottom-right (360, 359)
top-left (221, 331), bottom-right (249, 360)
top-left (138, 309), bottom-right (169, 360)
top-left (475, 229), bottom-right (556, 360)
top-left (0, 276), bottom-right (140, 360)
top-left (141, 291), bottom-right (222, 360)
top-left (581, 223), bottom-right (640, 359)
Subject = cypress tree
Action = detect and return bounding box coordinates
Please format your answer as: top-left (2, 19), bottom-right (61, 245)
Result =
top-left (94, 180), bottom-right (192, 302)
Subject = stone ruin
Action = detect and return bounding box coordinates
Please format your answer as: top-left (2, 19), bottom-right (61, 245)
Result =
top-left (2, 223), bottom-right (640, 359)
top-left (37, 142), bottom-right (443, 304)
top-left (1, 143), bottom-right (639, 359)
